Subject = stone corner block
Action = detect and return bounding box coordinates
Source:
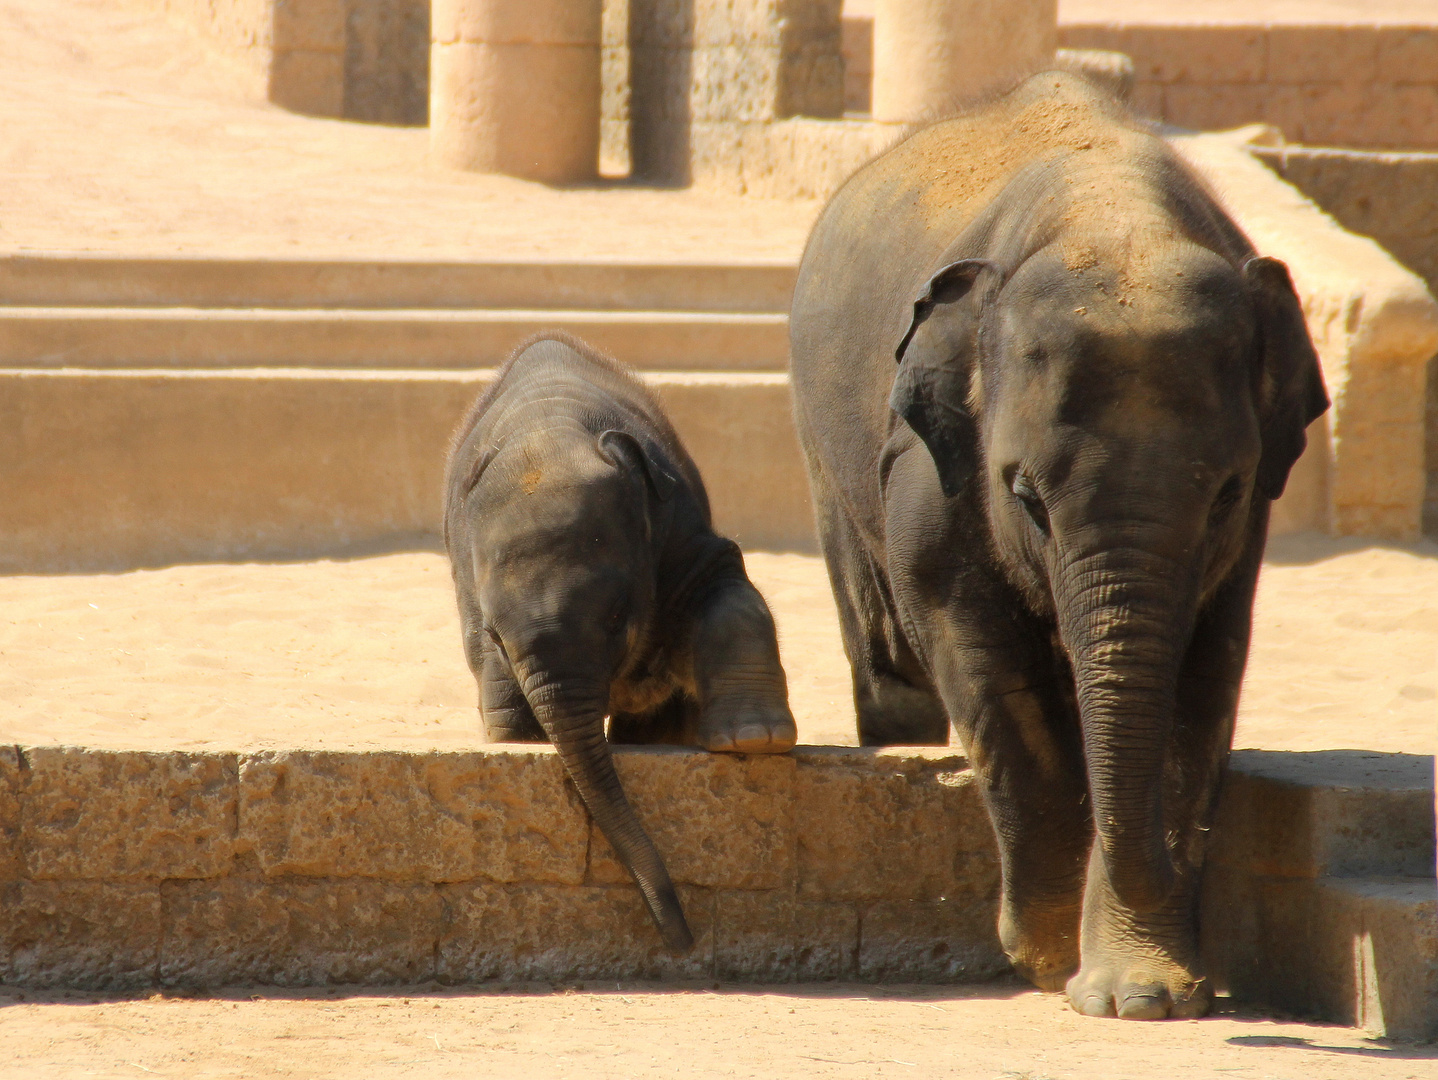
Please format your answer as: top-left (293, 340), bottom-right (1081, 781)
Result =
top-left (586, 748), bottom-right (795, 891)
top-left (793, 747), bottom-right (998, 902)
top-left (161, 876), bottom-right (440, 987)
top-left (21, 748), bottom-right (237, 881)
top-left (238, 749), bottom-right (588, 885)
top-left (1215, 750), bottom-right (1436, 879)
top-left (437, 880), bottom-right (715, 981)
top-left (0, 880), bottom-right (160, 989)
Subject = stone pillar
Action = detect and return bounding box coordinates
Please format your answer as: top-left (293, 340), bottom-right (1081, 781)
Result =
top-left (871, 0), bottom-right (1057, 123)
top-left (431, 0), bottom-right (603, 183)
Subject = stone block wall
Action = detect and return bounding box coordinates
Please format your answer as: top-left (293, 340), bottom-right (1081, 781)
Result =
top-left (1057, 22), bottom-right (1438, 151)
top-left (608, 0), bottom-right (847, 184)
top-left (2, 742), bottom-right (1429, 1039)
top-left (0, 744), bottom-right (1007, 987)
top-left (837, 13), bottom-right (1438, 150)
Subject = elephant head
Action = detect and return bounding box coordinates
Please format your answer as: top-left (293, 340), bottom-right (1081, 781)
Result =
top-left (460, 425), bottom-right (694, 951)
top-left (890, 238), bottom-right (1328, 912)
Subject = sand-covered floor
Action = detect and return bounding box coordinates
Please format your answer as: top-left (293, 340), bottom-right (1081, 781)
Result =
top-left (0, 0), bottom-right (817, 263)
top-left (2, 981), bottom-right (1432, 1080)
top-left (1, 534), bottom-right (1433, 755)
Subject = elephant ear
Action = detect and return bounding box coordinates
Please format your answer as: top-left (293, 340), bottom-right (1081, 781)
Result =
top-left (1244, 256), bottom-right (1331, 500)
top-left (889, 259), bottom-right (1001, 498)
top-left (598, 429), bottom-right (679, 501)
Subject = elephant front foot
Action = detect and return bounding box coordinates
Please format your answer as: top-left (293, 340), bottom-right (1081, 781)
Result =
top-left (999, 897), bottom-right (1081, 993)
top-left (698, 699), bottom-right (797, 754)
top-left (1065, 957), bottom-right (1210, 1020)
top-left (1066, 858), bottom-right (1208, 1020)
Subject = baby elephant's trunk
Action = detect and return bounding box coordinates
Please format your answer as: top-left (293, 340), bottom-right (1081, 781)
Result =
top-left (533, 688), bottom-right (694, 952)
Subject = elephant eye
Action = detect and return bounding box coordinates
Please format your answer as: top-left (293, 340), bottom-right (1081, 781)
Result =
top-left (1210, 475), bottom-right (1245, 525)
top-left (1011, 473), bottom-right (1050, 535)
top-left (483, 623), bottom-right (509, 658)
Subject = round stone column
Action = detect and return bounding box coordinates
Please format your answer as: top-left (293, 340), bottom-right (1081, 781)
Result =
top-left (871, 0), bottom-right (1057, 123)
top-left (431, 0), bottom-right (602, 183)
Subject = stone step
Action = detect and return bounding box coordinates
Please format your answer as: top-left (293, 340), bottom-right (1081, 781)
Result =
top-left (0, 367), bottom-right (814, 573)
top-left (1204, 749), bottom-right (1437, 1040)
top-left (0, 255), bottom-right (798, 313)
top-left (0, 307), bottom-right (791, 371)
top-left (1212, 749), bottom-right (1436, 880)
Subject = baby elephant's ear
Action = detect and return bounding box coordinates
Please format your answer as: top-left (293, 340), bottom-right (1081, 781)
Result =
top-left (1244, 256), bottom-right (1330, 500)
top-left (598, 429), bottom-right (679, 501)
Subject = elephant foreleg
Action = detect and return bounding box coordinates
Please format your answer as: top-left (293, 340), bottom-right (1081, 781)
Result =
top-left (946, 667), bottom-right (1092, 992)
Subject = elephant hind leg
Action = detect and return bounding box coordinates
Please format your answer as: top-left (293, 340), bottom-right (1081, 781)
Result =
top-left (808, 463), bottom-right (947, 746)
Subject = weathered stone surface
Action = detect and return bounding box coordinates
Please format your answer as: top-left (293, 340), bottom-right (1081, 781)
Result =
top-left (344, 0), bottom-right (428, 125)
top-left (586, 747), bottom-right (794, 890)
top-left (22, 748), bottom-right (237, 881)
top-left (0, 881), bottom-right (159, 989)
top-left (161, 876), bottom-right (439, 986)
top-left (238, 749), bottom-right (587, 884)
top-left (793, 748), bottom-right (997, 902)
top-left (270, 48), bottom-right (345, 118)
top-left (430, 40), bottom-right (601, 183)
top-left (1320, 877), bottom-right (1438, 1042)
top-left (0, 746), bottom-right (20, 882)
top-left (713, 889), bottom-right (856, 980)
top-left (858, 896), bottom-right (1006, 982)
top-left (1202, 865), bottom-right (1438, 1041)
top-left (437, 882), bottom-right (714, 981)
top-left (1212, 750), bottom-right (1436, 880)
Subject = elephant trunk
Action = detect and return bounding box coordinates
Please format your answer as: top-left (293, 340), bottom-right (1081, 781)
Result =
top-left (530, 681), bottom-right (694, 952)
top-left (1056, 543), bottom-right (1196, 914)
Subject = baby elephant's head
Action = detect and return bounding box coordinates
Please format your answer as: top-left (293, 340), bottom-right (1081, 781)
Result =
top-left (466, 427), bottom-right (677, 704)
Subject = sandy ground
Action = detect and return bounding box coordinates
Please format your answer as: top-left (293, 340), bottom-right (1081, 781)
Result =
top-left (1, 981), bottom-right (1434, 1080)
top-left (0, 0), bottom-right (818, 263)
top-left (1, 536), bottom-right (1434, 755)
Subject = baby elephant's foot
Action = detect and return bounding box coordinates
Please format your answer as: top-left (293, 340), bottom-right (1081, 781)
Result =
top-left (1065, 956), bottom-right (1211, 1020)
top-left (699, 701), bottom-right (797, 754)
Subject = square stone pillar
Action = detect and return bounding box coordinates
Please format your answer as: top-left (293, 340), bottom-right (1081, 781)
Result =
top-left (872, 0), bottom-right (1057, 123)
top-left (628, 0), bottom-right (845, 185)
top-left (431, 0), bottom-right (603, 183)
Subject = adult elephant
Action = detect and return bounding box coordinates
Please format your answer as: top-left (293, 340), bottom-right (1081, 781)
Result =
top-left (789, 73), bottom-right (1328, 1019)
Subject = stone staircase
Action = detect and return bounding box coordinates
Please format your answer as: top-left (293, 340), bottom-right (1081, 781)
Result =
top-left (0, 253), bottom-right (812, 571)
top-left (1205, 750), bottom-right (1436, 1040)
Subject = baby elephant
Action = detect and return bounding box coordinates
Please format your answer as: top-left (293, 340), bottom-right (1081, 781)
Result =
top-left (443, 333), bottom-right (797, 951)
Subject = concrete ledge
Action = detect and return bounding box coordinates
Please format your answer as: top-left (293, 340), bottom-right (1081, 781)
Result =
top-left (0, 368), bottom-right (815, 571)
top-left (0, 308), bottom-right (788, 371)
top-left (0, 742), bottom-right (1429, 1039)
top-left (0, 744), bottom-right (1007, 988)
top-left (0, 255), bottom-right (799, 312)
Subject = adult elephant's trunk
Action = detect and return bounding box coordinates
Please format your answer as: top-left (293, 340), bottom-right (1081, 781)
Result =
top-left (531, 683), bottom-right (694, 952)
top-left (1056, 542), bottom-right (1197, 914)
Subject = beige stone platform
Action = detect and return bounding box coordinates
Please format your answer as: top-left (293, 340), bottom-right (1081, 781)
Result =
top-left (0, 740), bottom-right (1429, 1036)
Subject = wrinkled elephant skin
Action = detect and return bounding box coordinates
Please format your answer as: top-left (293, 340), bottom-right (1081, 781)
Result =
top-left (789, 74), bottom-right (1328, 1018)
top-left (445, 334), bottom-right (796, 952)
